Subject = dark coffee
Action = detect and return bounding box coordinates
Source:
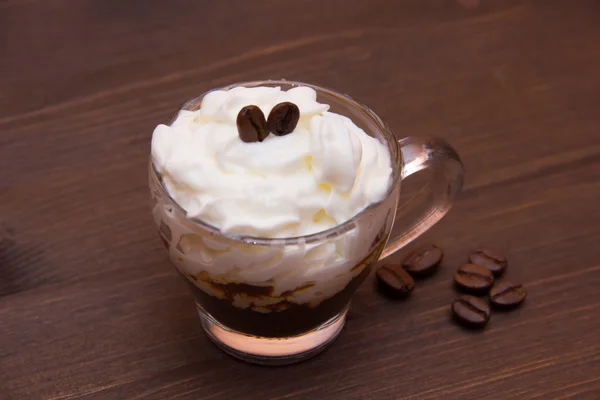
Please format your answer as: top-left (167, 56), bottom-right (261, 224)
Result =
top-left (267, 102), bottom-right (300, 135)
top-left (236, 105), bottom-right (269, 142)
top-left (489, 281), bottom-right (526, 309)
top-left (469, 248), bottom-right (507, 276)
top-left (451, 295), bottom-right (490, 329)
top-left (402, 244), bottom-right (443, 277)
top-left (185, 267), bottom-right (371, 337)
top-left (183, 237), bottom-right (387, 338)
top-left (454, 263), bottom-right (494, 295)
top-left (376, 265), bottom-right (415, 298)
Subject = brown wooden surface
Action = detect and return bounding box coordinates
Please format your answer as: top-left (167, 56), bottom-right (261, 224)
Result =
top-left (2, 1), bottom-right (600, 399)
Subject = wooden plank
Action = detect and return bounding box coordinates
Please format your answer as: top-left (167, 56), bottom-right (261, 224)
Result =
top-left (1, 0), bottom-right (599, 399)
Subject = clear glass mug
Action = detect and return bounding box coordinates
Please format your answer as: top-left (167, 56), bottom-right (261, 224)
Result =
top-left (149, 80), bottom-right (464, 365)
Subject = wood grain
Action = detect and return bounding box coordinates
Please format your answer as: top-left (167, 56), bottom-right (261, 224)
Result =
top-left (1, 0), bottom-right (600, 399)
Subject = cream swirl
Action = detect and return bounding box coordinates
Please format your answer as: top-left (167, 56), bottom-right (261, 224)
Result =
top-left (151, 86), bottom-right (392, 238)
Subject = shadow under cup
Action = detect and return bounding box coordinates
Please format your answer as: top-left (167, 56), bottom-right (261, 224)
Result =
top-left (149, 81), bottom-right (429, 365)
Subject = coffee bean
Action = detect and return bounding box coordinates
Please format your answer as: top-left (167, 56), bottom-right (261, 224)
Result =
top-left (454, 263), bottom-right (494, 295)
top-left (469, 248), bottom-right (507, 276)
top-left (376, 265), bottom-right (415, 298)
top-left (236, 105), bottom-right (269, 143)
top-left (451, 295), bottom-right (490, 329)
top-left (267, 102), bottom-right (300, 136)
top-left (402, 244), bottom-right (443, 277)
top-left (489, 281), bottom-right (527, 309)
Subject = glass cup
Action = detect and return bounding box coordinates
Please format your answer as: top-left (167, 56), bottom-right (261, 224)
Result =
top-left (149, 80), bottom-right (464, 365)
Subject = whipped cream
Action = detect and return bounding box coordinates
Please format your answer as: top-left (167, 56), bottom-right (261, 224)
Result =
top-left (152, 86), bottom-right (392, 238)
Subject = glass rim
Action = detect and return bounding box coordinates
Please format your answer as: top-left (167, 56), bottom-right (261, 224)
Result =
top-left (150, 79), bottom-right (402, 246)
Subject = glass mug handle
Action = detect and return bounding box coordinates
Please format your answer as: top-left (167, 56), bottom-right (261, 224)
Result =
top-left (379, 137), bottom-right (464, 260)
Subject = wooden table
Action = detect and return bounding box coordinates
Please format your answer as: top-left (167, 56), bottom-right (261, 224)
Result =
top-left (2, 1), bottom-right (599, 399)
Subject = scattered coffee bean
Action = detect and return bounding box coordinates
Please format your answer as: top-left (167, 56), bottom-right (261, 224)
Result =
top-left (469, 248), bottom-right (507, 276)
top-left (267, 102), bottom-right (300, 135)
top-left (489, 281), bottom-right (527, 309)
top-left (454, 263), bottom-right (494, 295)
top-left (402, 244), bottom-right (443, 277)
top-left (375, 243), bottom-right (524, 332)
top-left (451, 295), bottom-right (490, 329)
top-left (236, 105), bottom-right (269, 143)
top-left (376, 265), bottom-right (415, 298)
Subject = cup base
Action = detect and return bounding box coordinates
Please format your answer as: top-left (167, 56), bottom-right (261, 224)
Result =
top-left (198, 303), bottom-right (347, 366)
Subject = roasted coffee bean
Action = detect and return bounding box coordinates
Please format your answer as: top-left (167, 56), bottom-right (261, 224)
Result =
top-left (402, 244), bottom-right (443, 277)
top-left (236, 105), bottom-right (269, 143)
top-left (376, 265), bottom-right (415, 298)
top-left (451, 295), bottom-right (490, 329)
top-left (267, 102), bottom-right (300, 135)
top-left (469, 248), bottom-right (507, 276)
top-left (489, 281), bottom-right (527, 309)
top-left (454, 263), bottom-right (494, 295)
